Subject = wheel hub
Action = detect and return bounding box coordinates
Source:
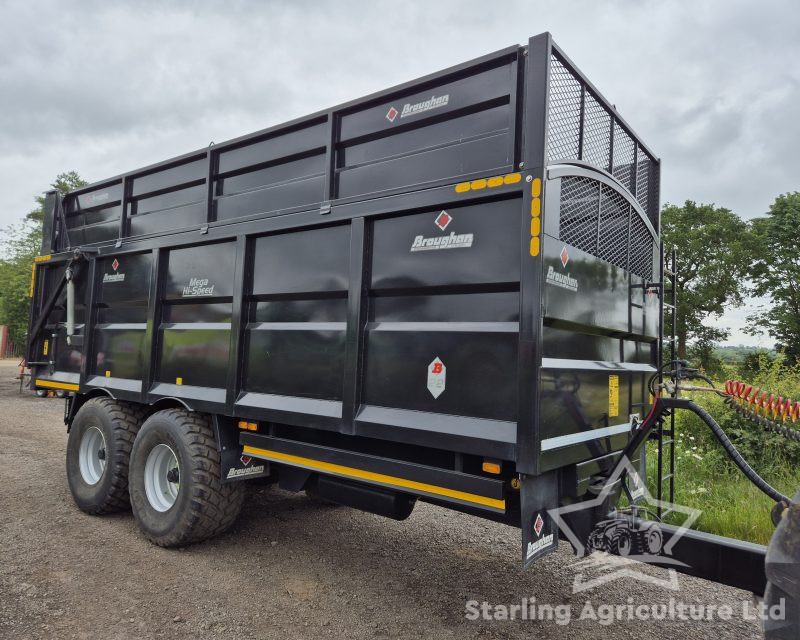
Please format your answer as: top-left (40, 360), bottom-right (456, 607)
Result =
top-left (144, 444), bottom-right (180, 512)
top-left (78, 426), bottom-right (107, 485)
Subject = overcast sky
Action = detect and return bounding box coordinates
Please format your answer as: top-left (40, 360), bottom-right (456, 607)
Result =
top-left (1, 0), bottom-right (797, 346)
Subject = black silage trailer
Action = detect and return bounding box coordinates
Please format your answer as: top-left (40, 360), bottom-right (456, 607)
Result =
top-left (26, 33), bottom-right (775, 594)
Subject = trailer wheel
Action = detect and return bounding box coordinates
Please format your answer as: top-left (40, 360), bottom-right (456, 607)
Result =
top-left (66, 397), bottom-right (145, 514)
top-left (129, 409), bottom-right (245, 547)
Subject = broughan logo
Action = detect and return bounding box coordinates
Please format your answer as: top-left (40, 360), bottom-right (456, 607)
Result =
top-left (387, 94), bottom-right (450, 122)
top-left (526, 533), bottom-right (555, 560)
top-left (226, 464), bottom-right (265, 479)
top-left (182, 277), bottom-right (215, 297)
top-left (546, 266), bottom-right (578, 292)
top-left (410, 231), bottom-right (473, 252)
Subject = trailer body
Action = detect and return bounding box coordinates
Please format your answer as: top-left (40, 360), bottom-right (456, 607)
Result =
top-left (28, 33), bottom-right (662, 567)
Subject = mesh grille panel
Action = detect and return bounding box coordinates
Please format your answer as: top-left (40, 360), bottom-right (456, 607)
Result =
top-left (612, 127), bottom-right (635, 192)
top-left (635, 145), bottom-right (650, 211)
top-left (629, 213), bottom-right (654, 280)
top-left (558, 176), bottom-right (600, 255)
top-left (547, 51), bottom-right (660, 229)
top-left (598, 186), bottom-right (630, 270)
top-left (547, 56), bottom-right (582, 161)
top-left (582, 93), bottom-right (611, 170)
top-left (559, 175), bottom-right (656, 281)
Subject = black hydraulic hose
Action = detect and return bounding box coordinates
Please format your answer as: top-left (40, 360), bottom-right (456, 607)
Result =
top-left (683, 399), bottom-right (792, 505)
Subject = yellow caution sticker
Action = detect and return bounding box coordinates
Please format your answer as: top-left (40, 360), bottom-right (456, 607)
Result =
top-left (609, 375), bottom-right (620, 418)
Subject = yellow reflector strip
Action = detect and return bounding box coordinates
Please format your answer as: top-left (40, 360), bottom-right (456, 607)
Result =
top-left (530, 237), bottom-right (540, 257)
top-left (29, 264), bottom-right (36, 297)
top-left (531, 198), bottom-right (541, 217)
top-left (42, 339), bottom-right (49, 356)
top-left (34, 255), bottom-right (52, 263)
top-left (105, 370), bottom-right (111, 377)
top-left (36, 379), bottom-right (79, 392)
top-left (482, 461), bottom-right (501, 475)
top-left (530, 218), bottom-right (541, 237)
top-left (455, 173), bottom-right (523, 194)
top-left (531, 177), bottom-right (542, 197)
top-left (176, 377), bottom-right (183, 385)
top-left (243, 445), bottom-right (506, 510)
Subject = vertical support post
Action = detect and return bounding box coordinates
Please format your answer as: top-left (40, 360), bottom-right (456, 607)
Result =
top-left (79, 257), bottom-right (98, 388)
top-left (226, 235), bottom-right (249, 411)
top-left (118, 177), bottom-right (130, 241)
top-left (669, 247), bottom-right (677, 505)
top-left (516, 32), bottom-right (552, 476)
top-left (141, 247), bottom-right (165, 402)
top-left (656, 240), bottom-right (665, 516)
top-left (577, 85), bottom-right (586, 161)
top-left (608, 119), bottom-right (615, 175)
top-left (322, 112), bottom-right (337, 208)
top-left (342, 217), bottom-right (369, 433)
top-left (206, 145), bottom-right (216, 223)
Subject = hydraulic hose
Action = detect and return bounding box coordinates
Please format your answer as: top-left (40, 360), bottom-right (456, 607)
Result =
top-left (681, 399), bottom-right (792, 505)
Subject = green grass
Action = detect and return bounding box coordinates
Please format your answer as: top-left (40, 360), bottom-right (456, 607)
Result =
top-left (644, 441), bottom-right (800, 545)
top-left (637, 354), bottom-right (800, 544)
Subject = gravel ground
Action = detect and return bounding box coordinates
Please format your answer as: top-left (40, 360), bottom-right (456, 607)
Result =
top-left (0, 359), bottom-right (763, 639)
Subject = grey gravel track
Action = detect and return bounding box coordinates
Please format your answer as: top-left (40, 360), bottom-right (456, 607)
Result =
top-left (0, 360), bottom-right (762, 639)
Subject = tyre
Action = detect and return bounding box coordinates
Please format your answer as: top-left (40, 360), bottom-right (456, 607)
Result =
top-left (129, 409), bottom-right (245, 547)
top-left (609, 527), bottom-right (633, 557)
top-left (66, 397), bottom-right (145, 514)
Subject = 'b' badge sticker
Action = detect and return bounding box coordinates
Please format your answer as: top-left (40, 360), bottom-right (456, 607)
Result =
top-left (427, 357), bottom-right (446, 398)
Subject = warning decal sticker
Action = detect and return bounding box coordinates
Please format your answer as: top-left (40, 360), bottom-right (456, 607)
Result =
top-left (608, 374), bottom-right (620, 418)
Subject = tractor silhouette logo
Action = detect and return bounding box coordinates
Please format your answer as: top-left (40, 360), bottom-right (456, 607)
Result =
top-left (548, 456), bottom-right (700, 592)
top-left (587, 516), bottom-right (663, 557)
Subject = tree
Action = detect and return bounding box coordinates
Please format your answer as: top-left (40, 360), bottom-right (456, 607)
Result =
top-left (0, 172), bottom-right (88, 352)
top-left (660, 201), bottom-right (751, 359)
top-left (25, 171), bottom-right (87, 223)
top-left (748, 192), bottom-right (800, 363)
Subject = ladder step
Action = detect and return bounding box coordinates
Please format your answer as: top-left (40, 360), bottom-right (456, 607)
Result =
top-left (631, 303), bottom-right (644, 309)
top-left (660, 473), bottom-right (674, 481)
top-left (663, 303), bottom-right (675, 310)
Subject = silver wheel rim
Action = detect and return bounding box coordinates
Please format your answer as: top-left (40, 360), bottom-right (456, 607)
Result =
top-left (78, 426), bottom-right (107, 485)
top-left (144, 444), bottom-right (180, 512)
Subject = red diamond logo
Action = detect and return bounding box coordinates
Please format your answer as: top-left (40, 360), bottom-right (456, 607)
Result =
top-left (434, 210), bottom-right (452, 231)
top-left (386, 106), bottom-right (399, 122)
top-left (240, 455), bottom-right (252, 466)
top-left (559, 246), bottom-right (569, 268)
top-left (534, 513), bottom-right (544, 537)
top-left (111, 258), bottom-right (119, 271)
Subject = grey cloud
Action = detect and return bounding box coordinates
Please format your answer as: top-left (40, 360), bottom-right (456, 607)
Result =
top-left (1, 0), bottom-right (798, 346)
